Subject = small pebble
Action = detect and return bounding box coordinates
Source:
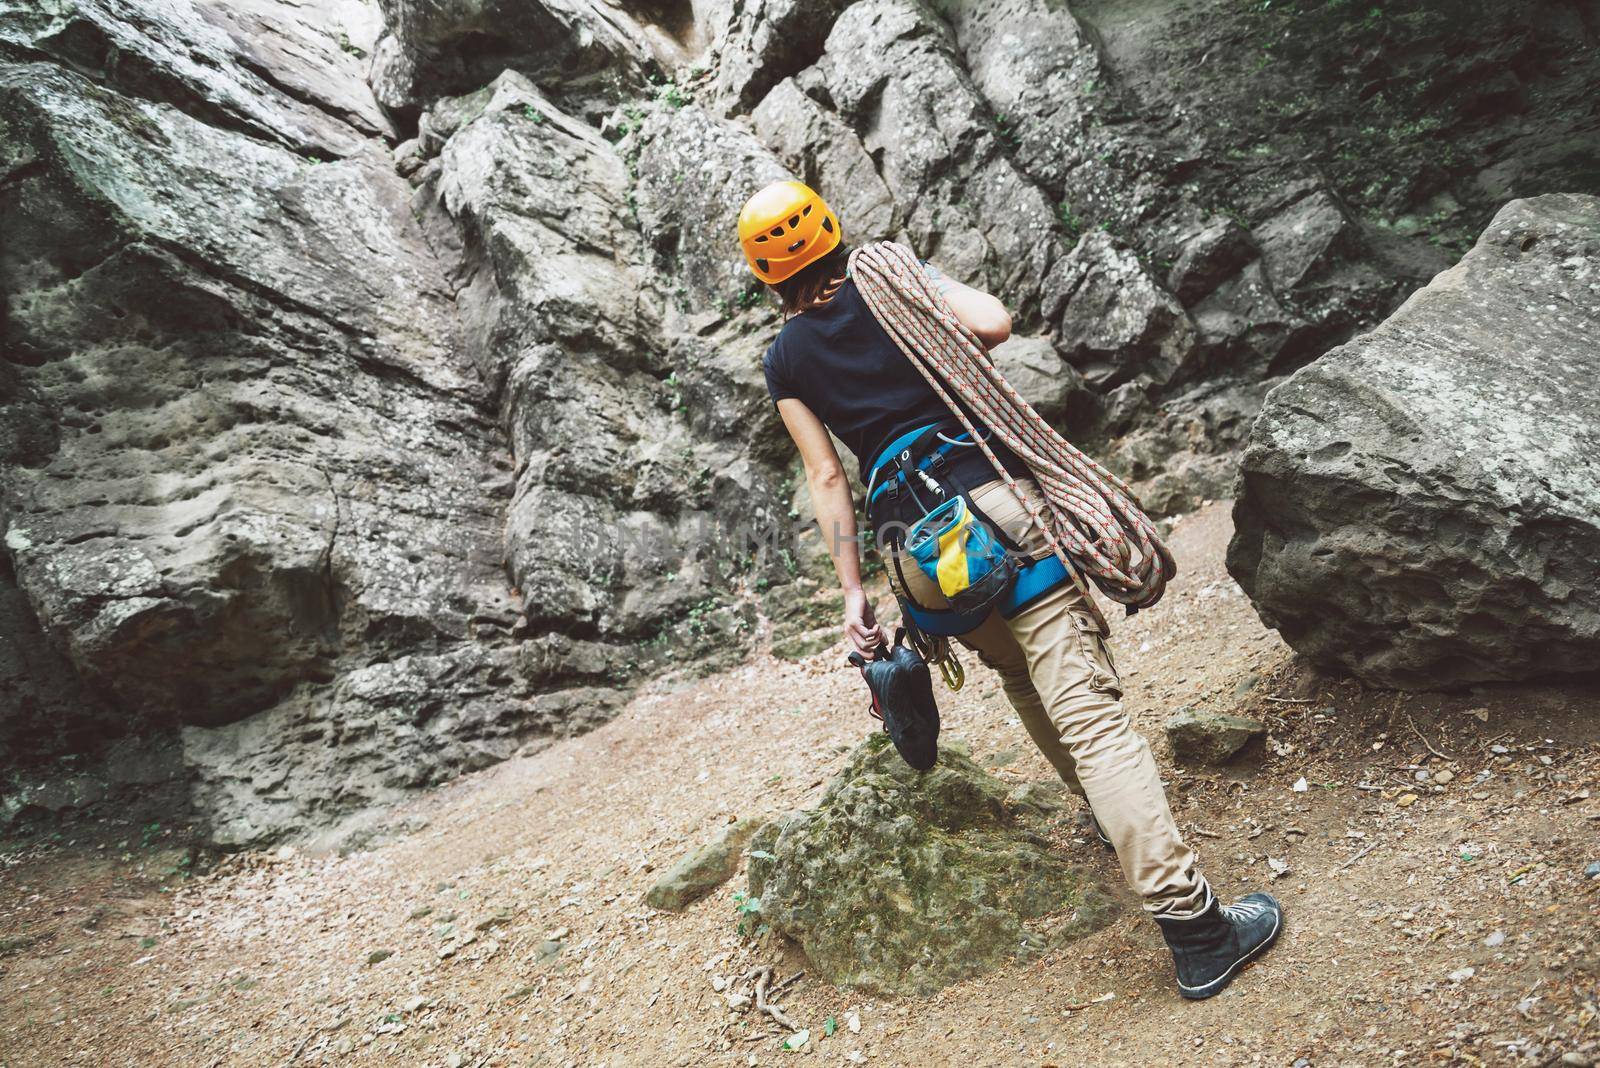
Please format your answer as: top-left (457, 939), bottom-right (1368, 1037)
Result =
top-left (1433, 769), bottom-right (1455, 785)
top-left (1396, 794), bottom-right (1418, 808)
top-left (1484, 930), bottom-right (1505, 948)
top-left (1585, 860), bottom-right (1600, 880)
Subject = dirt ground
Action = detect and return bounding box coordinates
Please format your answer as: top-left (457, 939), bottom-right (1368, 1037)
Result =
top-left (3, 502), bottom-right (1597, 1067)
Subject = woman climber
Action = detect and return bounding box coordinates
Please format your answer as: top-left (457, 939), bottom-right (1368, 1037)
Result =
top-left (740, 178), bottom-right (1284, 1000)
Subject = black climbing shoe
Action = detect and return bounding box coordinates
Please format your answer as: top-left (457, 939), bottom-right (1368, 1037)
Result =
top-left (848, 628), bottom-right (940, 771)
top-left (1154, 888), bottom-right (1283, 1000)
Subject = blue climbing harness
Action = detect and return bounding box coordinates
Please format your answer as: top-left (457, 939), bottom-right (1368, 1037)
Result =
top-left (865, 421), bottom-right (1072, 637)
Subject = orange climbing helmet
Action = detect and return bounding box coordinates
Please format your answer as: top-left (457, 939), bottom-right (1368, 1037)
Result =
top-left (737, 180), bottom-right (841, 284)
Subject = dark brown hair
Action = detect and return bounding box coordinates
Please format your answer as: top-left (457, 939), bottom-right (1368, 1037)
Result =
top-left (772, 243), bottom-right (852, 318)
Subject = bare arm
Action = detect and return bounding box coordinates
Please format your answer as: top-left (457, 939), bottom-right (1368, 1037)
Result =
top-left (776, 397), bottom-right (887, 656)
top-left (926, 263), bottom-right (1012, 348)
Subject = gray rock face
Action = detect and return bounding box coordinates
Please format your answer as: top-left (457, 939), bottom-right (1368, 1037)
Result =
top-left (366, 0), bottom-right (672, 119)
top-left (1229, 195), bottom-right (1600, 689)
top-left (424, 77), bottom-right (788, 643)
top-left (705, 0), bottom-right (852, 115)
top-left (747, 736), bottom-right (1117, 996)
top-left (1044, 232), bottom-right (1199, 392)
top-left (987, 335), bottom-right (1090, 431)
top-left (810, 0), bottom-right (1067, 314)
top-left (750, 78), bottom-right (896, 244)
top-left (0, 560), bottom-right (116, 764)
top-left (0, 46), bottom-right (550, 836)
top-left (1168, 217), bottom-right (1258, 306)
top-left (634, 102), bottom-right (790, 308)
top-left (0, 0), bottom-right (392, 157)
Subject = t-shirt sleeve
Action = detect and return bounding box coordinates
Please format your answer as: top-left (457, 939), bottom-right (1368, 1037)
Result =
top-left (921, 260), bottom-right (956, 295)
top-left (762, 338), bottom-right (799, 407)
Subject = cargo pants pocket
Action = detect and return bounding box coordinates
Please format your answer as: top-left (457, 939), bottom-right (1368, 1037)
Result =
top-left (1071, 611), bottom-right (1122, 699)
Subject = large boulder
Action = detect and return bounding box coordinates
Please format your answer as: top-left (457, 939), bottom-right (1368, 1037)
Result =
top-left (1228, 194), bottom-right (1600, 689)
top-left (747, 736), bottom-right (1118, 996)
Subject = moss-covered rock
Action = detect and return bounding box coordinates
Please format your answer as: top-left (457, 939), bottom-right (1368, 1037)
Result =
top-left (1164, 707), bottom-right (1268, 765)
top-left (746, 736), bottom-right (1118, 996)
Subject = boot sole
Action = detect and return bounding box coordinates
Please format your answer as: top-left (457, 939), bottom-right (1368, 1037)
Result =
top-left (1176, 902), bottom-right (1284, 1001)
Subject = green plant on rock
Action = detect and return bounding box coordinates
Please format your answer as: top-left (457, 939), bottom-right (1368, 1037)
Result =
top-left (732, 890), bottom-right (767, 938)
top-left (684, 597), bottom-right (726, 640)
top-left (1056, 202), bottom-right (1084, 241)
top-left (994, 114), bottom-right (1021, 150)
top-left (518, 103), bottom-right (545, 124)
top-left (614, 104), bottom-right (646, 141)
top-left (656, 81), bottom-right (692, 109)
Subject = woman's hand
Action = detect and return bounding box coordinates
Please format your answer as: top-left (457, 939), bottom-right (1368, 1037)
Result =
top-left (843, 587), bottom-right (888, 656)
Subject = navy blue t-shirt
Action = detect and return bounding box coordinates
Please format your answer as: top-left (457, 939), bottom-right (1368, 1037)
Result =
top-left (762, 278), bottom-right (948, 479)
top-left (762, 277), bottom-right (1026, 484)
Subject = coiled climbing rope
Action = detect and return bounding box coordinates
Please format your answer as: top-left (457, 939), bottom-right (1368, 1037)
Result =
top-left (849, 241), bottom-right (1176, 616)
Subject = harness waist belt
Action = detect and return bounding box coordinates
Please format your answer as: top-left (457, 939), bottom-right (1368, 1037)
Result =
top-left (898, 553), bottom-right (1070, 636)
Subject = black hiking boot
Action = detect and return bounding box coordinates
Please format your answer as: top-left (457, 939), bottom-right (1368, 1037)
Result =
top-left (1154, 888), bottom-right (1283, 1000)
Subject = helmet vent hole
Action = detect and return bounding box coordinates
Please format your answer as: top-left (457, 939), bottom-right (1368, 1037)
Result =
top-left (821, 215), bottom-right (835, 234)
top-left (788, 214), bottom-right (800, 228)
top-left (769, 226), bottom-right (784, 238)
top-left (754, 235), bottom-right (768, 243)
top-left (755, 257), bottom-right (769, 273)
top-left (802, 204), bottom-right (812, 216)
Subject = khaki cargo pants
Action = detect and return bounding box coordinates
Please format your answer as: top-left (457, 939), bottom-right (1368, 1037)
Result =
top-left (886, 477), bottom-right (1208, 916)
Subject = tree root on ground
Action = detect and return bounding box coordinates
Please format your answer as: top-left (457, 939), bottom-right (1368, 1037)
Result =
top-left (740, 965), bottom-right (801, 1030)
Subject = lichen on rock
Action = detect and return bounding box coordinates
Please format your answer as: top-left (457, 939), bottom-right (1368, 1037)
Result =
top-left (747, 735), bottom-right (1118, 996)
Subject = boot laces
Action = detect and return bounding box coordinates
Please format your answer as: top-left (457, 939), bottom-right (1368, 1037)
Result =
top-left (1221, 899), bottom-right (1272, 923)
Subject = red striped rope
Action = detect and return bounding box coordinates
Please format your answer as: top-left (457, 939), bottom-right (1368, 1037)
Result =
top-left (849, 241), bottom-right (1176, 616)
